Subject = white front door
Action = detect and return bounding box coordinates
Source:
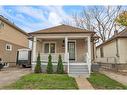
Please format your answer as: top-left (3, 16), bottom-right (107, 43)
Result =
top-left (68, 42), bottom-right (75, 61)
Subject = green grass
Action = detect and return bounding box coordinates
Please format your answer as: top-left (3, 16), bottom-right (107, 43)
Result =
top-left (87, 72), bottom-right (127, 89)
top-left (3, 74), bottom-right (78, 89)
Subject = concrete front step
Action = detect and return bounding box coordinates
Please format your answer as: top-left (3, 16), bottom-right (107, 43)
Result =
top-left (69, 65), bottom-right (88, 67)
top-left (69, 69), bottom-right (88, 72)
top-left (69, 66), bottom-right (88, 72)
top-left (69, 64), bottom-right (89, 77)
top-left (69, 71), bottom-right (88, 74)
top-left (69, 67), bottom-right (88, 69)
top-left (69, 73), bottom-right (89, 78)
top-left (69, 71), bottom-right (89, 77)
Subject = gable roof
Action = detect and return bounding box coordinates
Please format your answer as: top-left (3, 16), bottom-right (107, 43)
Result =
top-left (0, 15), bottom-right (29, 36)
top-left (97, 28), bottom-right (127, 48)
top-left (29, 24), bottom-right (95, 34)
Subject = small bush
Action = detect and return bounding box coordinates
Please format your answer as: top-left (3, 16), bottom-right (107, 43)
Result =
top-left (34, 53), bottom-right (42, 73)
top-left (46, 54), bottom-right (53, 74)
top-left (57, 55), bottom-right (64, 74)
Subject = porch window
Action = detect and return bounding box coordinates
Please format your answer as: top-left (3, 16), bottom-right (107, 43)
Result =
top-left (50, 43), bottom-right (55, 53)
top-left (44, 43), bottom-right (49, 53)
top-left (44, 42), bottom-right (56, 53)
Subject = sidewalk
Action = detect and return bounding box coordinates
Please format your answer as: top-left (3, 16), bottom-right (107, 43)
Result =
top-left (75, 76), bottom-right (94, 89)
top-left (101, 70), bottom-right (127, 85)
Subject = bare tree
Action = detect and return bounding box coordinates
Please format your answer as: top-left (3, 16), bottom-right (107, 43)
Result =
top-left (63, 6), bottom-right (125, 42)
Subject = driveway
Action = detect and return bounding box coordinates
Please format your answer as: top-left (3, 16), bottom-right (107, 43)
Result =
top-left (0, 67), bottom-right (31, 88)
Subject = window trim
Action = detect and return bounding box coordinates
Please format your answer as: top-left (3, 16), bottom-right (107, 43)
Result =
top-left (43, 41), bottom-right (56, 54)
top-left (100, 47), bottom-right (104, 58)
top-left (6, 44), bottom-right (12, 51)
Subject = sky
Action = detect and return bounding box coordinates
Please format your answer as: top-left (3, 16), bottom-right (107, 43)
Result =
top-left (1, 6), bottom-right (127, 33)
top-left (0, 6), bottom-right (85, 33)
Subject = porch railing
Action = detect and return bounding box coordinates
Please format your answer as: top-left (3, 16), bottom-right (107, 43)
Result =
top-left (39, 53), bottom-right (66, 63)
top-left (38, 52), bottom-right (90, 74)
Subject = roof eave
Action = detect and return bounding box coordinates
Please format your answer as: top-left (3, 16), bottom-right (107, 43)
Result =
top-left (29, 31), bottom-right (95, 35)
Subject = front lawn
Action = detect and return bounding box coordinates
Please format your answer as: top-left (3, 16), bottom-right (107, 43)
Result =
top-left (87, 72), bottom-right (127, 89)
top-left (3, 74), bottom-right (78, 89)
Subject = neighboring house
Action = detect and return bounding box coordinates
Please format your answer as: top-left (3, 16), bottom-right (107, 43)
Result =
top-left (96, 28), bottom-right (127, 72)
top-left (29, 24), bottom-right (98, 76)
top-left (0, 16), bottom-right (29, 67)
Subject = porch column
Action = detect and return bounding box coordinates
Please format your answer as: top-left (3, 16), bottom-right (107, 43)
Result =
top-left (32, 36), bottom-right (37, 71)
top-left (65, 37), bottom-right (68, 55)
top-left (65, 37), bottom-right (69, 73)
top-left (87, 36), bottom-right (91, 74)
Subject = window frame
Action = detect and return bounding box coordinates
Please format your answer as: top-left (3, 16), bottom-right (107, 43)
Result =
top-left (43, 41), bottom-right (56, 54)
top-left (6, 44), bottom-right (12, 51)
top-left (100, 47), bottom-right (104, 58)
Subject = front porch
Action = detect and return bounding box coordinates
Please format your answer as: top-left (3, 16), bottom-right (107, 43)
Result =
top-left (31, 35), bottom-right (92, 76)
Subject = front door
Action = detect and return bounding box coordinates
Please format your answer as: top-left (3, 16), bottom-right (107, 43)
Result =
top-left (68, 42), bottom-right (75, 60)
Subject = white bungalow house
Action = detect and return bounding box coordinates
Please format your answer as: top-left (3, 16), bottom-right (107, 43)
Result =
top-left (29, 24), bottom-right (98, 77)
top-left (96, 28), bottom-right (127, 72)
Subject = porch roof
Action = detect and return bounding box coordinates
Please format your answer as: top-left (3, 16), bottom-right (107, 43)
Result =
top-left (29, 24), bottom-right (95, 34)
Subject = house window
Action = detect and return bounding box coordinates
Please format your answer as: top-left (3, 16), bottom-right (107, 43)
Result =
top-left (44, 43), bottom-right (49, 53)
top-left (6, 44), bottom-right (12, 51)
top-left (100, 47), bottom-right (104, 57)
top-left (44, 42), bottom-right (56, 53)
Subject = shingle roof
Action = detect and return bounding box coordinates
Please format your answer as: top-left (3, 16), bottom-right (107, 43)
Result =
top-left (115, 28), bottom-right (127, 38)
top-left (0, 15), bottom-right (29, 36)
top-left (97, 28), bottom-right (127, 48)
top-left (29, 24), bottom-right (95, 34)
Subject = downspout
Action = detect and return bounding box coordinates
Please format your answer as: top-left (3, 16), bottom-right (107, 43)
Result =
top-left (115, 38), bottom-right (119, 71)
top-left (116, 38), bottom-right (119, 62)
top-left (92, 41), bottom-right (94, 62)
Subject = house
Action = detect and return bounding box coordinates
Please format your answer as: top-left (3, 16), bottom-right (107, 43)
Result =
top-left (29, 24), bottom-right (98, 76)
top-left (96, 28), bottom-right (127, 72)
top-left (0, 16), bottom-right (29, 67)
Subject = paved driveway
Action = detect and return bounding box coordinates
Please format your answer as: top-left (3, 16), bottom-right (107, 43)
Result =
top-left (0, 67), bottom-right (31, 88)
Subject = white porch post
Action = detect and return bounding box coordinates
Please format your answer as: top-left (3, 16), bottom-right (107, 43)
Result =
top-left (87, 36), bottom-right (91, 74)
top-left (65, 37), bottom-right (69, 73)
top-left (32, 36), bottom-right (37, 71)
top-left (65, 37), bottom-right (68, 54)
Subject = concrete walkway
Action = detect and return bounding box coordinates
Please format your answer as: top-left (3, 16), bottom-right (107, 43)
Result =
top-left (0, 67), bottom-right (31, 88)
top-left (75, 76), bottom-right (94, 89)
top-left (101, 70), bottom-right (127, 85)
